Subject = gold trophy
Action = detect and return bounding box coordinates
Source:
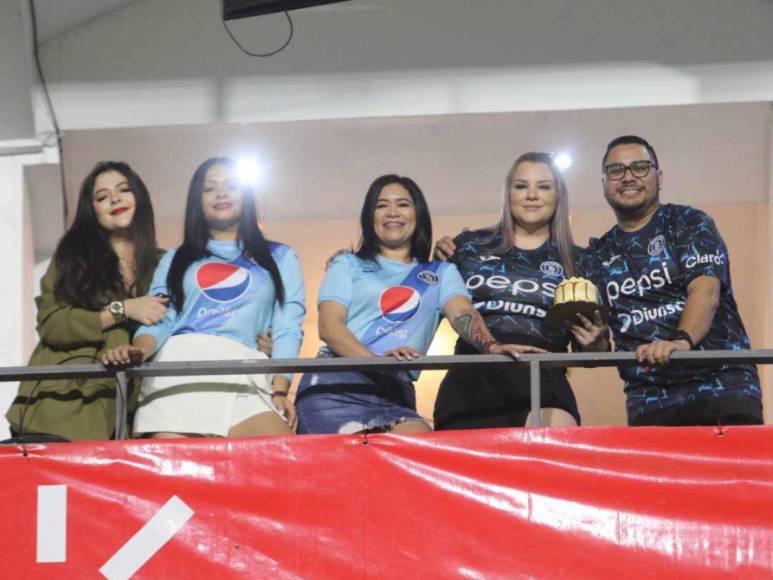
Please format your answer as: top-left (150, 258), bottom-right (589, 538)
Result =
top-left (546, 277), bottom-right (610, 330)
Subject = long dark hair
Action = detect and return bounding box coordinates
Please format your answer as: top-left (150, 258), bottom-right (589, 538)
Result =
top-left (355, 174), bottom-right (433, 263)
top-left (53, 161), bottom-right (159, 309)
top-left (166, 157), bottom-right (284, 312)
top-left (486, 152), bottom-right (575, 277)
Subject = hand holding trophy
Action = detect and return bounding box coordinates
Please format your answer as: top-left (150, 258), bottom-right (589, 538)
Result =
top-left (546, 277), bottom-right (610, 330)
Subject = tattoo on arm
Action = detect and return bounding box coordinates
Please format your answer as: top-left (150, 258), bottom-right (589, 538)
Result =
top-left (450, 310), bottom-right (497, 353)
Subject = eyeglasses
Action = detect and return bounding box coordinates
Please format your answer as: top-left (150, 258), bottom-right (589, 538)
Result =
top-left (603, 160), bottom-right (657, 180)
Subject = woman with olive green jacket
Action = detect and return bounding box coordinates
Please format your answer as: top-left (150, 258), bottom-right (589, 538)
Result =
top-left (5, 161), bottom-right (164, 442)
top-left (6, 263), bottom-right (141, 441)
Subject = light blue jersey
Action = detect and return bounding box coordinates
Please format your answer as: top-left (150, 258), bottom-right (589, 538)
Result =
top-left (136, 240), bottom-right (305, 377)
top-left (319, 253), bottom-right (468, 357)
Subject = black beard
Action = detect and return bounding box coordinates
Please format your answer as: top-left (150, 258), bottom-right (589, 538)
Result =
top-left (608, 196), bottom-right (648, 217)
top-left (606, 187), bottom-right (659, 219)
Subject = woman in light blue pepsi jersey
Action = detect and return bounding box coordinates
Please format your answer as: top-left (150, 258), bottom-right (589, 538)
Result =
top-left (295, 174), bottom-right (545, 435)
top-left (103, 157), bottom-right (305, 438)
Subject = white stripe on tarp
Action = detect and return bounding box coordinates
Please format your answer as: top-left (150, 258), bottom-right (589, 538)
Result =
top-left (99, 495), bottom-right (194, 580)
top-left (37, 485), bottom-right (67, 563)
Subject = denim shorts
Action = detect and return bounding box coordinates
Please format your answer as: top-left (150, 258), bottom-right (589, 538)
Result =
top-left (295, 367), bottom-right (424, 434)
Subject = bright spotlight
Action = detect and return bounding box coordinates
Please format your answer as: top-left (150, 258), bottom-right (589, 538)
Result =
top-left (236, 157), bottom-right (262, 185)
top-left (553, 153), bottom-right (573, 171)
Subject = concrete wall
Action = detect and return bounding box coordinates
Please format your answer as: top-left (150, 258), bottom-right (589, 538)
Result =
top-left (0, 155), bottom-right (44, 438)
top-left (0, 0), bottom-right (35, 141)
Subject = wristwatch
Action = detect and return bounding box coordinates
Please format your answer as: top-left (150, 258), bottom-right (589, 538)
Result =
top-left (669, 329), bottom-right (695, 350)
top-left (108, 300), bottom-right (126, 322)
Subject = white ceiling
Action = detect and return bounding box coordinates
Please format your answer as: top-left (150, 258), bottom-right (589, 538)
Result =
top-left (33, 0), bottom-right (138, 42)
top-left (31, 0), bottom-right (375, 44)
top-left (35, 0), bottom-right (773, 132)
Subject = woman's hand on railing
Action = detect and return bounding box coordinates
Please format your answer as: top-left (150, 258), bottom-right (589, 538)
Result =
top-left (101, 345), bottom-right (148, 367)
top-left (488, 343), bottom-right (547, 359)
top-left (383, 346), bottom-right (421, 361)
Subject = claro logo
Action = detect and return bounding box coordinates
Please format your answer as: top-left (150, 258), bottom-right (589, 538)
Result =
top-left (466, 275), bottom-right (556, 298)
top-left (685, 253), bottom-right (724, 269)
top-left (605, 262), bottom-right (673, 305)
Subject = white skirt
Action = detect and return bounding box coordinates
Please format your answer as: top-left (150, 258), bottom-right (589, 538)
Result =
top-left (133, 333), bottom-right (281, 436)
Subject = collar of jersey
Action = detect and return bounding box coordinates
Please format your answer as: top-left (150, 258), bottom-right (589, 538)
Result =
top-left (376, 254), bottom-right (418, 267)
top-left (614, 203), bottom-right (665, 240)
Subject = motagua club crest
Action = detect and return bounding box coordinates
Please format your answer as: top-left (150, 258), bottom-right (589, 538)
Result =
top-left (647, 234), bottom-right (666, 257)
top-left (417, 270), bottom-right (440, 285)
top-left (539, 261), bottom-right (564, 277)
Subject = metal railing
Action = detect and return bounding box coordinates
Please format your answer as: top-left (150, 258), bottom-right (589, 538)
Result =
top-left (2, 349), bottom-right (771, 437)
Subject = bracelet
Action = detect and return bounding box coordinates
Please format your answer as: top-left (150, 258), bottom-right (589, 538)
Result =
top-left (270, 391), bottom-right (288, 397)
top-left (482, 339), bottom-right (499, 354)
top-left (670, 330), bottom-right (695, 350)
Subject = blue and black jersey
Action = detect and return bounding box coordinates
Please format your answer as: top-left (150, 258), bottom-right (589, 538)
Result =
top-left (450, 228), bottom-right (599, 351)
top-left (589, 203), bottom-right (760, 419)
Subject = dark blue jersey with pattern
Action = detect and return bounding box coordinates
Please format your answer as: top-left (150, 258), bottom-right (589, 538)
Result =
top-left (588, 203), bottom-right (760, 419)
top-left (450, 229), bottom-right (599, 351)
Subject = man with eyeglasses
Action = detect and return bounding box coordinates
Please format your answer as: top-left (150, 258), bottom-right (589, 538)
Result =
top-left (588, 135), bottom-right (763, 426)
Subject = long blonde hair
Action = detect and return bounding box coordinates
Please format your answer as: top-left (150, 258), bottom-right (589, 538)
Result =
top-left (485, 152), bottom-right (575, 276)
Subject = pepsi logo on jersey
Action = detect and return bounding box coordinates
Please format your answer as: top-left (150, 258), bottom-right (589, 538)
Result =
top-left (465, 274), bottom-right (556, 299)
top-left (196, 263), bottom-right (251, 303)
top-left (604, 262), bottom-right (674, 305)
top-left (380, 286), bottom-right (421, 322)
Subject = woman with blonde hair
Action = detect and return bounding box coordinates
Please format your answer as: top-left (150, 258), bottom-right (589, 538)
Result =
top-left (433, 152), bottom-right (609, 429)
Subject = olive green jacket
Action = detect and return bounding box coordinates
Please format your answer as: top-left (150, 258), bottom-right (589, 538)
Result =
top-left (6, 262), bottom-right (137, 441)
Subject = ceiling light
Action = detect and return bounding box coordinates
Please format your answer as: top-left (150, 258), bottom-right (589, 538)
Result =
top-left (553, 153), bottom-right (573, 171)
top-left (236, 157), bottom-right (262, 185)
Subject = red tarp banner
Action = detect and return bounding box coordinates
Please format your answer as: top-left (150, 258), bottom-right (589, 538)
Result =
top-left (1, 426), bottom-right (771, 578)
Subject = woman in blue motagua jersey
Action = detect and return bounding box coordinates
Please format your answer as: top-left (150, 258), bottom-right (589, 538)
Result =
top-left (103, 157), bottom-right (305, 438)
top-left (295, 174), bottom-right (545, 435)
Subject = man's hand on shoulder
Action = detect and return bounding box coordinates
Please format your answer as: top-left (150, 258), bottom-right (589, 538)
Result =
top-left (325, 248), bottom-right (352, 270)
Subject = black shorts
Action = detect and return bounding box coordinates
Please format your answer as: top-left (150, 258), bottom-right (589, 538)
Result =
top-left (629, 395), bottom-right (763, 427)
top-left (433, 359), bottom-right (580, 430)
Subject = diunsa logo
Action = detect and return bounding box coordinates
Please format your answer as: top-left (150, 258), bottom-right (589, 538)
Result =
top-left (540, 261), bottom-right (564, 277)
top-left (647, 235), bottom-right (666, 257)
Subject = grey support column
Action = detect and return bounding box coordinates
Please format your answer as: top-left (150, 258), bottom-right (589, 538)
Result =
top-left (529, 359), bottom-right (541, 427)
top-left (114, 371), bottom-right (129, 440)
